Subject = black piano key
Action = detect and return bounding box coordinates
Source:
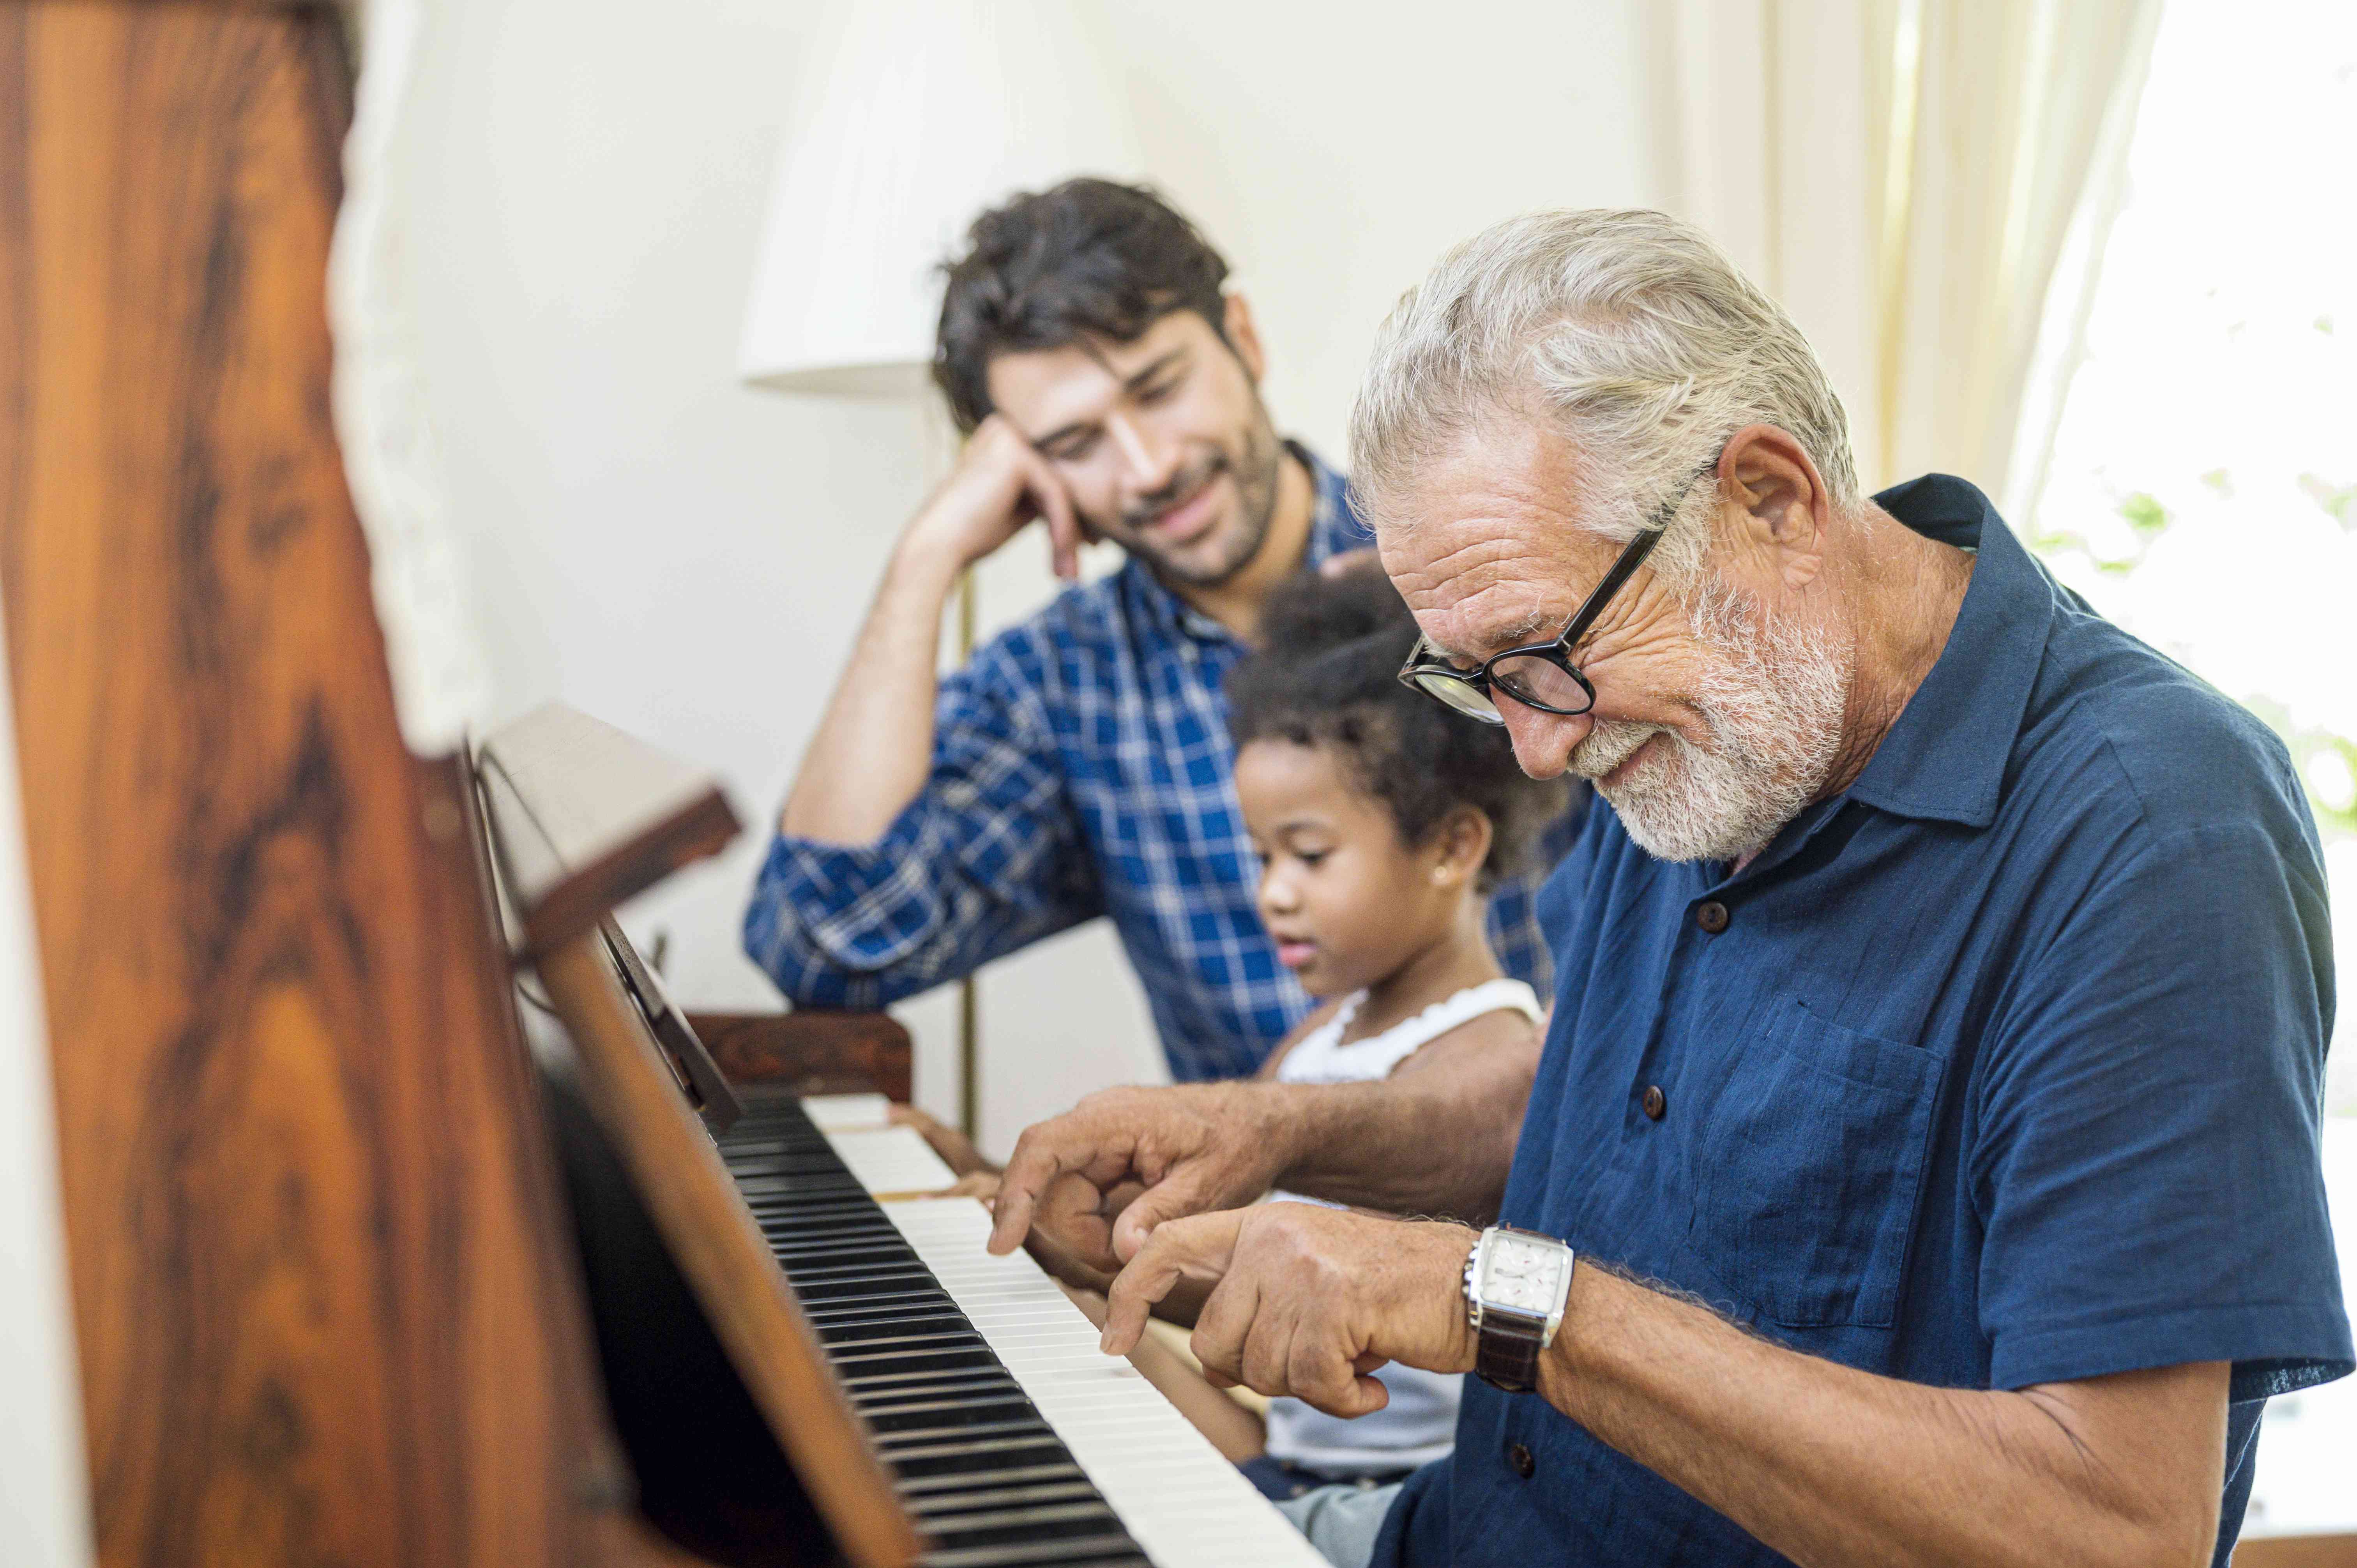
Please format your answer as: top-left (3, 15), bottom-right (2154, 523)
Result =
top-left (811, 1306), bottom-right (976, 1337)
top-left (858, 1396), bottom-right (1032, 1434)
top-left (887, 1434), bottom-right (1090, 1477)
top-left (820, 1331), bottom-right (991, 1360)
top-left (896, 1452), bottom-right (1089, 1490)
top-left (903, 1479), bottom-right (1106, 1517)
top-left (870, 1418), bottom-right (1054, 1451)
top-left (713, 1099), bottom-right (1158, 1568)
top-left (828, 1346), bottom-right (1005, 1378)
top-left (848, 1373), bottom-right (1028, 1410)
top-left (922, 1506), bottom-right (1129, 1549)
top-left (810, 1287), bottom-right (975, 1320)
top-left (790, 1269), bottom-right (946, 1302)
top-left (859, 1395), bottom-right (1038, 1431)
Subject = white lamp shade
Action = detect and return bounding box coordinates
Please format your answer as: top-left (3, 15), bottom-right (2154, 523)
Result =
top-left (740, 0), bottom-right (1145, 394)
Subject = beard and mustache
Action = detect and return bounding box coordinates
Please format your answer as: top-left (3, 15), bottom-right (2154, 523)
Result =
top-left (1571, 575), bottom-right (1854, 864)
top-left (1095, 403), bottom-right (1286, 589)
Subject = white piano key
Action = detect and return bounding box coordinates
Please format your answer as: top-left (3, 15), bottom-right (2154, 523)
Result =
top-left (823, 1125), bottom-right (959, 1194)
top-left (801, 1091), bottom-right (892, 1131)
top-left (875, 1197), bottom-right (1332, 1568)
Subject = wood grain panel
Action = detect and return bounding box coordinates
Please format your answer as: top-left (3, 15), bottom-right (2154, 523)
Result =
top-left (0, 6), bottom-right (636, 1565)
top-left (688, 1012), bottom-right (913, 1102)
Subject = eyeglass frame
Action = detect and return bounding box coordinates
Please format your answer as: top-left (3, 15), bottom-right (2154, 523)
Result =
top-left (1395, 456), bottom-right (1722, 726)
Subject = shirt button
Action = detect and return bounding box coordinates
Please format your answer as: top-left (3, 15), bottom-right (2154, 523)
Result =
top-left (1695, 900), bottom-right (1730, 934)
top-left (1641, 1085), bottom-right (1666, 1121)
top-left (1505, 1441), bottom-right (1536, 1479)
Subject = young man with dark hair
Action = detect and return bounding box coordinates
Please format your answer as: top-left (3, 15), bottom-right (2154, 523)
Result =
top-left (744, 179), bottom-right (1579, 1082)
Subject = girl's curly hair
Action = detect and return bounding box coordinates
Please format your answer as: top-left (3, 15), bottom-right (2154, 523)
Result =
top-left (1226, 568), bottom-right (1567, 891)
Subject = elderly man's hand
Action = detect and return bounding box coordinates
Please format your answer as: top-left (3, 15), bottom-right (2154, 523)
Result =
top-left (985, 1083), bottom-right (1299, 1270)
top-left (1100, 1205), bottom-right (1481, 1419)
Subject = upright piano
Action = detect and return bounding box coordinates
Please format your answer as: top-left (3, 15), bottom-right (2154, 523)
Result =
top-left (0, 5), bottom-right (1325, 1566)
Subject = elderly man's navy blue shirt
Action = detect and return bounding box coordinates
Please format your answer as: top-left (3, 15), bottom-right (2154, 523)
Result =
top-left (1376, 475), bottom-right (2350, 1568)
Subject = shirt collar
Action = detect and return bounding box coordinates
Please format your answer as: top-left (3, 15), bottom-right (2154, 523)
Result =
top-left (1844, 474), bottom-right (2055, 829)
top-left (1128, 440), bottom-right (1366, 645)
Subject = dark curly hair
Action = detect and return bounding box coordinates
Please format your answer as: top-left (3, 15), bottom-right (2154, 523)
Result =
top-left (1226, 570), bottom-right (1568, 892)
top-left (934, 178), bottom-right (1232, 433)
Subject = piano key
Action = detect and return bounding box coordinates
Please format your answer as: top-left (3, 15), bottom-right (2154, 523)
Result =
top-left (823, 1125), bottom-right (960, 1194)
top-left (873, 1197), bottom-right (1332, 1567)
top-left (715, 1100), bottom-right (1331, 1568)
top-left (903, 1479), bottom-right (1105, 1516)
top-left (802, 1091), bottom-right (892, 1130)
top-left (895, 1463), bottom-right (1091, 1497)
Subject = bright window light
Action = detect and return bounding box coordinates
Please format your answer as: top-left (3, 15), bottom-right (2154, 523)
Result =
top-left (2027, 0), bottom-right (2357, 1538)
top-left (2026, 0), bottom-right (2357, 1117)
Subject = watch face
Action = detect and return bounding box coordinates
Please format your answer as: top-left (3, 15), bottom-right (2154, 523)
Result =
top-left (1482, 1235), bottom-right (1562, 1315)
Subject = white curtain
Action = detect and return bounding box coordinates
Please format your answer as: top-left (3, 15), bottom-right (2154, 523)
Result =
top-left (1645, 0), bottom-right (2163, 503)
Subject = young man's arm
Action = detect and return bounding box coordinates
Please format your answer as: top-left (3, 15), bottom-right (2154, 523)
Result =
top-left (783, 415), bottom-right (1080, 846)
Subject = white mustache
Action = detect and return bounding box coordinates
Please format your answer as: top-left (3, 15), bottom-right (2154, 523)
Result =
top-left (1571, 720), bottom-right (1665, 780)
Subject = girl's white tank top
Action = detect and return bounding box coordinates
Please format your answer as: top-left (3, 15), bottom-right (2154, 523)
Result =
top-left (1261, 977), bottom-right (1543, 1474)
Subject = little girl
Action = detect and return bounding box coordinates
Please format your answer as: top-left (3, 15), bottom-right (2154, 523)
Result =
top-left (1221, 566), bottom-right (1567, 1499)
top-left (898, 568), bottom-right (1569, 1495)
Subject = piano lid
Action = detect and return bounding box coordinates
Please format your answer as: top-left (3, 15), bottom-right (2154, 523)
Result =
top-left (476, 702), bottom-right (740, 957)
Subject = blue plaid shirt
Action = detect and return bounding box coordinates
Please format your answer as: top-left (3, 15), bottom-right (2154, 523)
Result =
top-left (744, 445), bottom-right (1584, 1082)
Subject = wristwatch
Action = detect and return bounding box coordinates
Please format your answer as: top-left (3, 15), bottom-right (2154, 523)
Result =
top-left (1462, 1225), bottom-right (1575, 1393)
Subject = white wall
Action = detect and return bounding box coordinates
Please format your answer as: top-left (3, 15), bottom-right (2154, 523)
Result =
top-left (400, 0), bottom-right (1657, 1156)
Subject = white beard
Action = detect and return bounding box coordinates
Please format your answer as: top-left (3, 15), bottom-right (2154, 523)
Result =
top-left (1573, 580), bottom-right (1853, 863)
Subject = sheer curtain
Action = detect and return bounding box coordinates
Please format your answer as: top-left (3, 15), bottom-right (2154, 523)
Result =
top-left (1644, 0), bottom-right (2163, 501)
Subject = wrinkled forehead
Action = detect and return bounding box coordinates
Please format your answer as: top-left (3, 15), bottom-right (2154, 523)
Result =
top-left (1373, 420), bottom-right (1615, 660)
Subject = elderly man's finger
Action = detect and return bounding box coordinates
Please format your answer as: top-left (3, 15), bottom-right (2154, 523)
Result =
top-left (1099, 1211), bottom-right (1241, 1356)
top-left (989, 1121), bottom-right (1108, 1254)
top-left (1186, 1266), bottom-right (1264, 1387)
top-left (986, 1153), bottom-right (1051, 1255)
top-left (1290, 1333), bottom-right (1390, 1419)
top-left (1237, 1306), bottom-right (1298, 1397)
top-left (1021, 1174), bottom-right (1122, 1285)
top-left (1109, 1168), bottom-right (1233, 1261)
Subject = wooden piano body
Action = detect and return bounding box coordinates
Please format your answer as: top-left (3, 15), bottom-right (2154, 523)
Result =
top-left (0, 5), bottom-right (909, 1564)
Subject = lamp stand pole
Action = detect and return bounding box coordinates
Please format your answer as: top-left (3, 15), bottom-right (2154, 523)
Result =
top-left (956, 566), bottom-right (981, 1142)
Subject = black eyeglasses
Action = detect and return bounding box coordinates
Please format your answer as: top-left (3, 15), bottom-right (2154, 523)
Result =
top-left (1397, 459), bottom-right (1718, 726)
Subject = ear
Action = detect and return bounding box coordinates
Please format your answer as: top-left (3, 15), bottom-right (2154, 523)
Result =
top-left (1429, 806), bottom-right (1495, 888)
top-left (1718, 424), bottom-right (1831, 592)
top-left (1221, 292), bottom-right (1268, 385)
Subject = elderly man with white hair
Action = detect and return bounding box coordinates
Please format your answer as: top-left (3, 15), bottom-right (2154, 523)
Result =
top-left (986, 209), bottom-right (2349, 1568)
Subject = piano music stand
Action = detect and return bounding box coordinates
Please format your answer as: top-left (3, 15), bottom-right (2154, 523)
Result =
top-left (601, 916), bottom-right (744, 1136)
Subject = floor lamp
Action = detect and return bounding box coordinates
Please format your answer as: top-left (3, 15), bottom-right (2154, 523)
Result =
top-left (738, 0), bottom-right (1141, 1141)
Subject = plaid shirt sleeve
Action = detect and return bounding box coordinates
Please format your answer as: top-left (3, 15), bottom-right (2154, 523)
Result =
top-left (742, 634), bottom-right (1103, 1008)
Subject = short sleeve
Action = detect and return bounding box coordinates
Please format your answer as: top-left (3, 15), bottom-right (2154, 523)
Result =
top-left (1972, 818), bottom-right (2351, 1399)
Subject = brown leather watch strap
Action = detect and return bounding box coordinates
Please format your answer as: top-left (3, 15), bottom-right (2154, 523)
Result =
top-left (1476, 1319), bottom-right (1546, 1393)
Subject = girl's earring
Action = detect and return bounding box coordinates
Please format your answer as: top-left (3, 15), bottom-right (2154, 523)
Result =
top-left (1431, 866), bottom-right (1450, 885)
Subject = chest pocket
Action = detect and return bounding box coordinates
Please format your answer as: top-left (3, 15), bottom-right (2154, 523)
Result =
top-left (1685, 999), bottom-right (1947, 1329)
